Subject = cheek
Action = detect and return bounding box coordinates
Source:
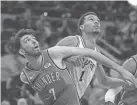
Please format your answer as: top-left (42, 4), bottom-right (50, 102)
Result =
top-left (23, 45), bottom-right (33, 52)
top-left (84, 23), bottom-right (93, 30)
top-left (85, 23), bottom-right (93, 28)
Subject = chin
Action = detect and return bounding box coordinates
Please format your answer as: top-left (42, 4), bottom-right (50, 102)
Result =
top-left (35, 51), bottom-right (41, 56)
top-left (28, 51), bottom-right (41, 56)
top-left (92, 30), bottom-right (100, 35)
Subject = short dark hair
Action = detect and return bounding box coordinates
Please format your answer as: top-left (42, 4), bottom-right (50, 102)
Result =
top-left (78, 12), bottom-right (97, 34)
top-left (12, 29), bottom-right (35, 54)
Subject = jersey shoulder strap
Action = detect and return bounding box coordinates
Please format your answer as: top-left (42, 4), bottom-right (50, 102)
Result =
top-left (76, 35), bottom-right (86, 48)
top-left (131, 54), bottom-right (137, 76)
top-left (22, 68), bottom-right (34, 86)
top-left (20, 71), bottom-right (29, 84)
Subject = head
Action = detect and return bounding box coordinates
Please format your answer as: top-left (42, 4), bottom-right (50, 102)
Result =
top-left (17, 98), bottom-right (27, 105)
top-left (13, 29), bottom-right (41, 57)
top-left (40, 14), bottom-right (45, 21)
top-left (2, 100), bottom-right (10, 105)
top-left (78, 12), bottom-right (100, 36)
top-left (129, 11), bottom-right (137, 22)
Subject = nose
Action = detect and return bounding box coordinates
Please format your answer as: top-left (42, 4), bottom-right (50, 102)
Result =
top-left (94, 21), bottom-right (100, 27)
top-left (31, 39), bottom-right (36, 44)
top-left (95, 21), bottom-right (99, 24)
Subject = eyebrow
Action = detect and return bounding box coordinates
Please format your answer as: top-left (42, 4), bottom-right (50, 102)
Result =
top-left (23, 37), bottom-right (29, 42)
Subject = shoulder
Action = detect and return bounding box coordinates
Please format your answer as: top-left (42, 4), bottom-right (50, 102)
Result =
top-left (56, 35), bottom-right (79, 47)
top-left (48, 46), bottom-right (64, 56)
top-left (122, 57), bottom-right (136, 74)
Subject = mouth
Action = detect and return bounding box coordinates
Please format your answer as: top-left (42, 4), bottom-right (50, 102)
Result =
top-left (94, 25), bottom-right (99, 28)
top-left (34, 45), bottom-right (39, 50)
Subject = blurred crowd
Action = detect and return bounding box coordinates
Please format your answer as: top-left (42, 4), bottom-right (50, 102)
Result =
top-left (1, 1), bottom-right (137, 105)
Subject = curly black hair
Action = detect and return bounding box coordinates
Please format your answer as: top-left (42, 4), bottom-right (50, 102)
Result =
top-left (12, 29), bottom-right (35, 54)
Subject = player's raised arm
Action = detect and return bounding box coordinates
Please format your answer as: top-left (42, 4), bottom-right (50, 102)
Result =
top-left (48, 46), bottom-right (137, 86)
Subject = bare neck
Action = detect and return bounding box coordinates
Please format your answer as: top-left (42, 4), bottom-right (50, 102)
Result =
top-left (25, 54), bottom-right (42, 70)
top-left (81, 33), bottom-right (97, 49)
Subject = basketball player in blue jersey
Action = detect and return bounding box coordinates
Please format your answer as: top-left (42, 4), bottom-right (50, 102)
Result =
top-left (105, 54), bottom-right (137, 105)
top-left (56, 12), bottom-right (137, 98)
top-left (13, 29), bottom-right (135, 105)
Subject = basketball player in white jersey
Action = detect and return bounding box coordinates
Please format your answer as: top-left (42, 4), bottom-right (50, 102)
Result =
top-left (105, 54), bottom-right (137, 105)
top-left (56, 12), bottom-right (137, 98)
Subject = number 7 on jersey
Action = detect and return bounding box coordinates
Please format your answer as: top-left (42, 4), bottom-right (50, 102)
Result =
top-left (49, 88), bottom-right (56, 100)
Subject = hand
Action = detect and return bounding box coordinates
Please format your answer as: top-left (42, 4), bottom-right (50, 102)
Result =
top-left (120, 69), bottom-right (137, 88)
top-left (124, 80), bottom-right (136, 91)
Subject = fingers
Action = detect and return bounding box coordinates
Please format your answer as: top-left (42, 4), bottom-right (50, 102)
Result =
top-left (120, 74), bottom-right (137, 88)
top-left (131, 77), bottom-right (137, 88)
top-left (127, 78), bottom-right (137, 88)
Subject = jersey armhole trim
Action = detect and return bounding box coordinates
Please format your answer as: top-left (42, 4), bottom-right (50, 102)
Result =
top-left (47, 49), bottom-right (67, 71)
top-left (23, 70), bottom-right (33, 86)
top-left (131, 56), bottom-right (137, 75)
top-left (66, 66), bottom-right (80, 99)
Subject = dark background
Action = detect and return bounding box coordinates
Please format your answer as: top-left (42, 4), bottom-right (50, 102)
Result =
top-left (1, 1), bottom-right (137, 105)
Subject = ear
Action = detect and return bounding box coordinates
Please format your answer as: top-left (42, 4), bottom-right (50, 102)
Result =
top-left (19, 49), bottom-right (25, 55)
top-left (79, 25), bottom-right (84, 31)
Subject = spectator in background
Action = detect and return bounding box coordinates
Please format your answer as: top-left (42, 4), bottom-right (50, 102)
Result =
top-left (117, 11), bottom-right (137, 59)
top-left (53, 1), bottom-right (64, 10)
top-left (35, 30), bottom-right (49, 50)
top-left (17, 98), bottom-right (27, 105)
top-left (128, 11), bottom-right (137, 43)
top-left (22, 7), bottom-right (32, 28)
top-left (50, 13), bottom-right (72, 46)
top-left (36, 14), bottom-right (46, 30)
top-left (2, 100), bottom-right (10, 105)
top-left (105, 17), bottom-right (122, 46)
top-left (1, 40), bottom-right (26, 105)
top-left (121, 11), bottom-right (137, 40)
top-left (1, 40), bottom-right (27, 88)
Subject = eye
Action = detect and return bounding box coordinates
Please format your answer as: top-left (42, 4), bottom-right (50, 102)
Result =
top-left (32, 36), bottom-right (35, 39)
top-left (89, 18), bottom-right (93, 21)
top-left (25, 39), bottom-right (30, 43)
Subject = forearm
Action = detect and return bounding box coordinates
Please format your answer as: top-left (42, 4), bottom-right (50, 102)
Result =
top-left (103, 77), bottom-right (127, 88)
top-left (54, 46), bottom-right (125, 74)
top-left (87, 50), bottom-right (125, 74)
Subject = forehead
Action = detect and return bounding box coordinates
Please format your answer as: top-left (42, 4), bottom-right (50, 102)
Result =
top-left (84, 14), bottom-right (99, 21)
top-left (20, 34), bottom-right (34, 41)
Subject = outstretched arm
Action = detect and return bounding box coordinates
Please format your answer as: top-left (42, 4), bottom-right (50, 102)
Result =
top-left (49, 46), bottom-right (128, 74)
top-left (48, 46), bottom-right (137, 86)
top-left (95, 64), bottom-right (128, 89)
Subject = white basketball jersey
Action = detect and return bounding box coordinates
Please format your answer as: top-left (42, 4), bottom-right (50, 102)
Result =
top-left (72, 35), bottom-right (98, 98)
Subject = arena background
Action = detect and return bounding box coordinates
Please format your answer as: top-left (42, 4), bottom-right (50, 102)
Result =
top-left (1, 1), bottom-right (137, 105)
